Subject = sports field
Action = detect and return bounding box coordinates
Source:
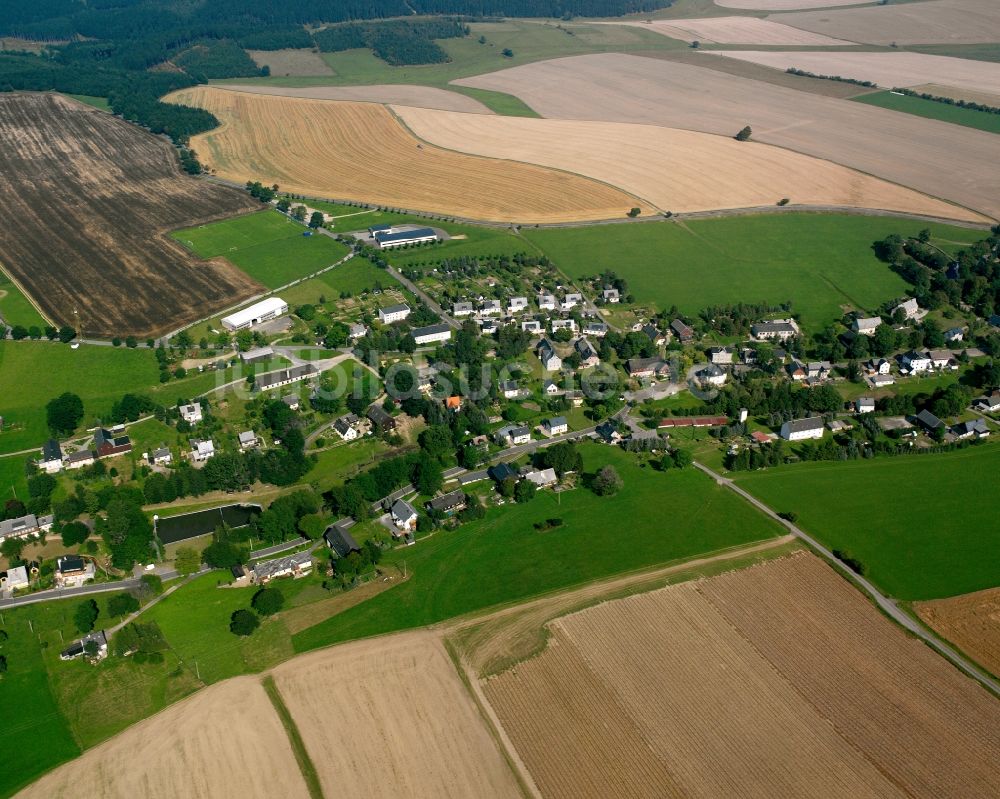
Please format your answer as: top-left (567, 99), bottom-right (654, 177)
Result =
top-left (734, 444), bottom-right (1000, 600)
top-left (292, 445), bottom-right (782, 651)
top-left (853, 90), bottom-right (1000, 135)
top-left (173, 211), bottom-right (350, 289)
top-left (523, 214), bottom-right (982, 330)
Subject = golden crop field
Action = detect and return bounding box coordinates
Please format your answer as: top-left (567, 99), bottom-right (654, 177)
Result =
top-left (483, 554), bottom-right (1000, 799)
top-left (395, 105), bottom-right (977, 219)
top-left (917, 588), bottom-right (1000, 680)
top-left (614, 17), bottom-right (852, 45)
top-left (168, 86), bottom-right (648, 223)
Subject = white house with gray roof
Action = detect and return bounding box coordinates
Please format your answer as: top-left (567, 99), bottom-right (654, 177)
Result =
top-left (780, 417), bottom-right (825, 441)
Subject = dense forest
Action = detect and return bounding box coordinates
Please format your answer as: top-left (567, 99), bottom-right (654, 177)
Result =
top-left (313, 18), bottom-right (469, 66)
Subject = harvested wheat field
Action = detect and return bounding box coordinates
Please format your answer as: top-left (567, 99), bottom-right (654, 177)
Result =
top-left (614, 17), bottom-right (852, 45)
top-left (713, 50), bottom-right (1000, 96)
top-left (482, 553), bottom-right (1000, 799)
top-left (717, 0), bottom-right (868, 8)
top-left (15, 677), bottom-right (310, 799)
top-left (917, 588), bottom-right (1000, 678)
top-left (271, 631), bottom-right (522, 798)
top-left (773, 0), bottom-right (1000, 45)
top-left (0, 93), bottom-right (260, 338)
top-left (168, 86), bottom-right (645, 223)
top-left (395, 105), bottom-right (973, 218)
top-left (247, 49), bottom-right (334, 76)
top-left (221, 82), bottom-right (492, 113)
top-left (457, 53), bottom-right (999, 220)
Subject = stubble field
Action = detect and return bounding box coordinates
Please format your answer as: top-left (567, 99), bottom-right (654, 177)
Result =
top-left (917, 588), bottom-right (1000, 678)
top-left (457, 53), bottom-right (999, 220)
top-left (220, 82), bottom-right (492, 113)
top-left (0, 93), bottom-right (261, 338)
top-left (168, 86), bottom-right (648, 223)
top-left (14, 676), bottom-right (311, 799)
top-left (614, 16), bottom-right (853, 45)
top-left (395, 105), bottom-right (973, 219)
top-left (771, 0), bottom-right (1000, 45)
top-left (716, 0), bottom-right (870, 8)
top-left (482, 554), bottom-right (1000, 799)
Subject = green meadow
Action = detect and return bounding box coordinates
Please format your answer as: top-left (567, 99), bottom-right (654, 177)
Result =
top-left (523, 214), bottom-right (984, 330)
top-left (853, 91), bottom-right (1000, 135)
top-left (0, 274), bottom-right (47, 329)
top-left (734, 444), bottom-right (1000, 601)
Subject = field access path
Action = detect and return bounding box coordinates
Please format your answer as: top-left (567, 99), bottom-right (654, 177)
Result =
top-left (693, 461), bottom-right (1000, 697)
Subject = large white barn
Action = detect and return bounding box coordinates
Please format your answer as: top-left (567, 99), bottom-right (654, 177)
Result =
top-left (221, 297), bottom-right (288, 331)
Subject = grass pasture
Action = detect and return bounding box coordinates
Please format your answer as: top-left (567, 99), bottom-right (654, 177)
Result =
top-left (0, 273), bottom-right (48, 328)
top-left (853, 90), bottom-right (1000, 135)
top-left (172, 210), bottom-right (350, 289)
top-left (734, 444), bottom-right (1000, 600)
top-left (523, 214), bottom-right (982, 330)
top-left (293, 445), bottom-right (781, 651)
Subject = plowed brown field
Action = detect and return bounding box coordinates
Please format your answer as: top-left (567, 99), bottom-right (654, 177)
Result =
top-left (917, 588), bottom-right (1000, 678)
top-left (0, 93), bottom-right (260, 338)
top-left (395, 105), bottom-right (975, 219)
top-left (483, 554), bottom-right (1000, 799)
top-left (168, 86), bottom-right (648, 223)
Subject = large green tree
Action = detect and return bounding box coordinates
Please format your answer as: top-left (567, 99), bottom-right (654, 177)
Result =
top-left (46, 392), bottom-right (84, 436)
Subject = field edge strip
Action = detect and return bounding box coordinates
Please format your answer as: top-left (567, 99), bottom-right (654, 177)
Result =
top-left (261, 675), bottom-right (325, 799)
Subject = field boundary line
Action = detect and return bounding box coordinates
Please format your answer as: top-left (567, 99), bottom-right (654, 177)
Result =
top-left (694, 460), bottom-right (1000, 698)
top-left (261, 675), bottom-right (325, 799)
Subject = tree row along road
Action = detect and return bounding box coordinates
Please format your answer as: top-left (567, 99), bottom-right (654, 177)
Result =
top-left (693, 460), bottom-right (1000, 698)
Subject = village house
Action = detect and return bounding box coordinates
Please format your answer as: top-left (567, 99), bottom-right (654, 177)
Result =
top-left (900, 350), bottom-right (932, 374)
top-left (708, 346), bottom-right (735, 365)
top-left (94, 427), bottom-right (132, 458)
top-left (495, 425), bottom-right (531, 446)
top-left (596, 419), bottom-right (622, 444)
top-left (855, 397), bottom-right (876, 414)
top-left (334, 413), bottom-right (360, 441)
top-left (752, 319), bottom-right (799, 342)
top-left (255, 364), bottom-right (318, 392)
top-left (952, 419), bottom-right (990, 440)
top-left (2, 565), bottom-right (29, 594)
top-left (805, 361), bottom-right (833, 381)
top-left (927, 349), bottom-right (959, 370)
top-left (537, 293), bottom-right (556, 311)
top-left (348, 323), bottom-right (368, 340)
top-left (786, 361), bottom-right (807, 381)
top-left (412, 323), bottom-right (452, 346)
top-left (488, 462), bottom-right (519, 486)
top-left (972, 391), bottom-right (1000, 413)
top-left (445, 395), bottom-right (462, 412)
top-left (238, 431), bottom-right (258, 450)
top-left (522, 320), bottom-right (542, 333)
top-left (0, 513), bottom-right (46, 545)
top-left (544, 416), bottom-right (569, 436)
top-left (323, 524), bottom-right (361, 559)
top-left (148, 447), bottom-right (172, 466)
top-left (39, 439), bottom-right (63, 474)
top-left (894, 297), bottom-right (920, 320)
top-left (252, 550), bottom-right (313, 584)
top-left (55, 555), bottom-right (95, 588)
top-left (452, 301), bottom-right (475, 317)
top-left (390, 499), bottom-right (418, 533)
top-left (543, 379), bottom-right (561, 395)
top-left (696, 364), bottom-right (727, 387)
top-left (538, 339), bottom-right (562, 371)
top-left (479, 299), bottom-right (502, 317)
top-left (642, 324), bottom-right (666, 347)
top-left (944, 327), bottom-right (964, 344)
top-left (221, 297), bottom-right (288, 332)
top-left (583, 321), bottom-right (609, 338)
top-left (915, 409), bottom-right (945, 432)
top-left (524, 468), bottom-right (558, 488)
top-left (508, 297), bottom-right (529, 315)
top-left (367, 404), bottom-right (396, 432)
top-left (64, 449), bottom-right (96, 471)
top-left (177, 402), bottom-right (203, 424)
top-left (561, 293), bottom-right (583, 311)
top-left (190, 439), bottom-right (215, 463)
top-left (500, 380), bottom-right (521, 399)
top-left (378, 303), bottom-right (411, 324)
top-left (626, 356), bottom-right (662, 379)
top-left (871, 374), bottom-right (896, 388)
top-left (480, 319), bottom-right (499, 335)
top-left (239, 346), bottom-right (274, 365)
top-left (780, 417), bottom-right (825, 441)
top-left (574, 337), bottom-right (600, 369)
top-left (551, 319), bottom-right (578, 334)
top-left (602, 287), bottom-right (620, 303)
top-left (671, 319), bottom-right (694, 343)
top-left (868, 358), bottom-right (892, 375)
top-left (60, 630), bottom-right (108, 662)
top-left (852, 316), bottom-right (882, 336)
top-left (426, 490), bottom-right (467, 516)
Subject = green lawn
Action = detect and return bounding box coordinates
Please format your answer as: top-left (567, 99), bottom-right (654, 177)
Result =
top-left (733, 444), bottom-right (1000, 601)
top-left (852, 91), bottom-right (1000, 135)
top-left (172, 210), bottom-right (349, 289)
top-left (522, 214), bottom-right (983, 331)
top-left (0, 341), bottom-right (238, 454)
top-left (0, 453), bottom-right (31, 504)
top-left (292, 445), bottom-right (782, 651)
top-left (0, 274), bottom-right (48, 329)
top-left (213, 20), bottom-right (680, 114)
